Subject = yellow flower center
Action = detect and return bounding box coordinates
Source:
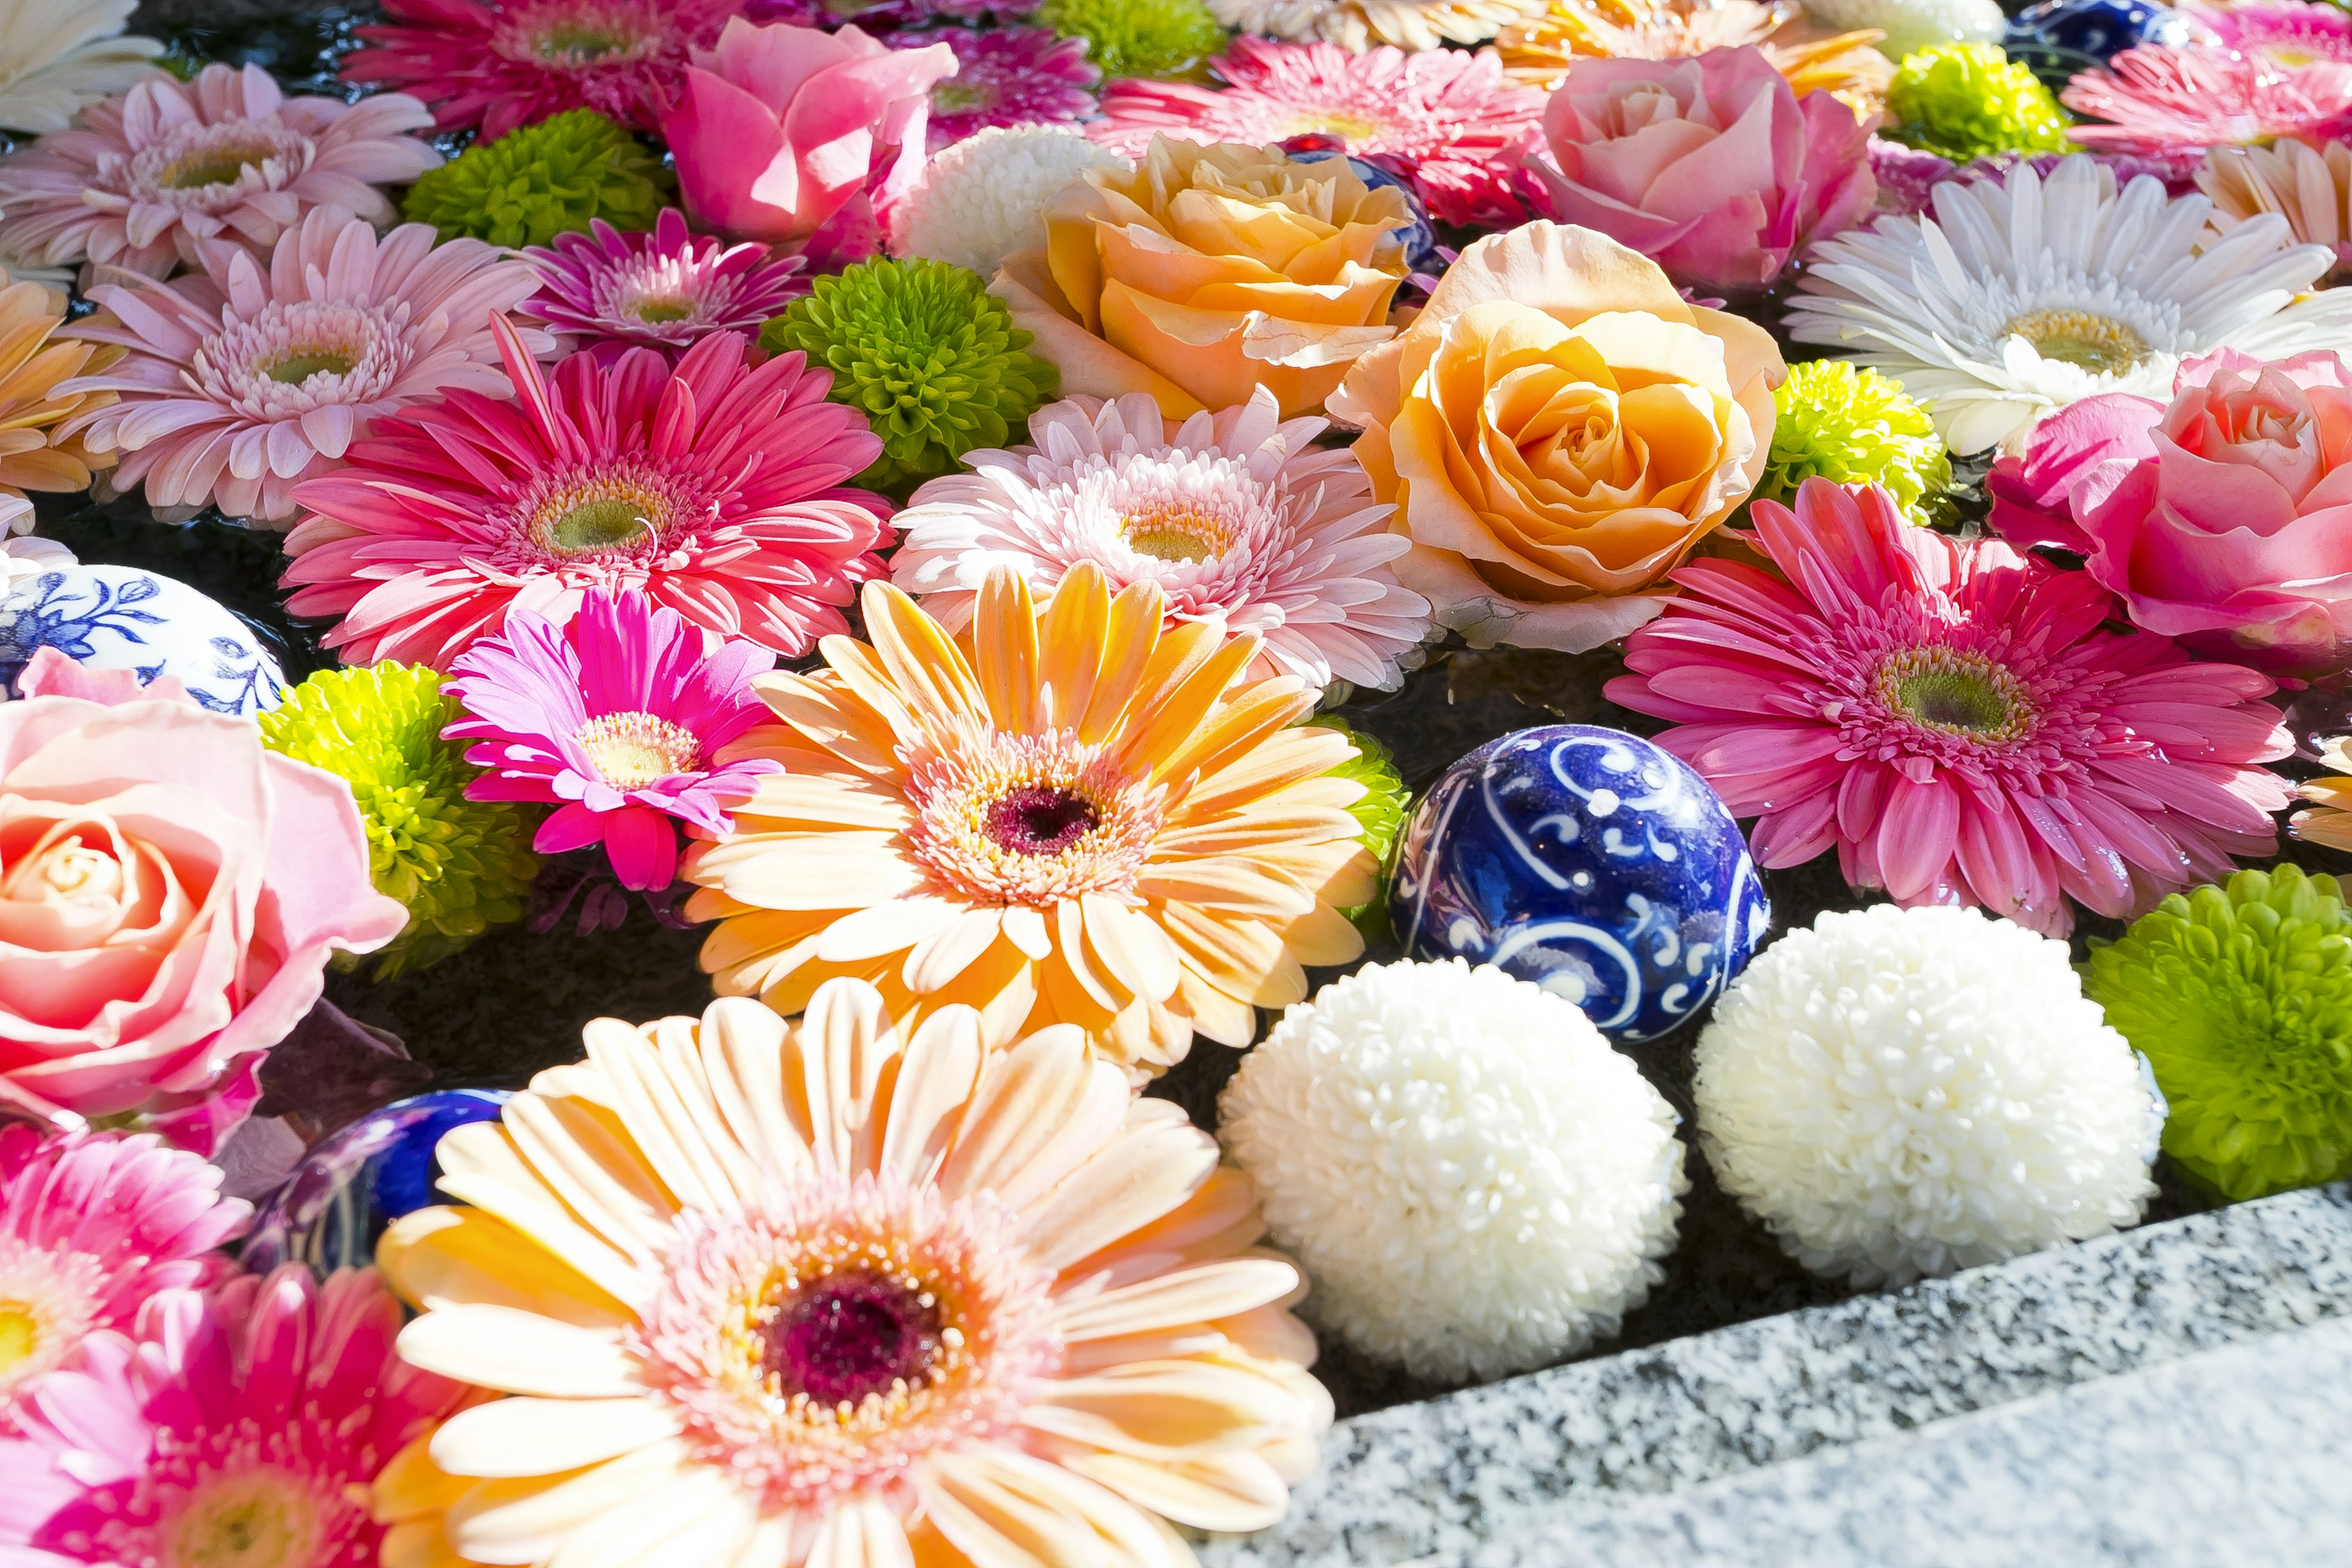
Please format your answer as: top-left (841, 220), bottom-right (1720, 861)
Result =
top-left (262, 347), bottom-right (355, 385)
top-left (1876, 646), bottom-right (2034, 742)
top-left (2002, 309), bottom-right (2147, 375)
top-left (1121, 501), bottom-right (1235, 564)
top-left (157, 141), bottom-right (274, 189)
top-left (159, 1470), bottom-right (322, 1568)
top-left (0, 1302), bottom-right (38, 1375)
top-left (578, 710), bottom-right (701, 788)
top-left (1283, 110), bottom-right (1381, 141)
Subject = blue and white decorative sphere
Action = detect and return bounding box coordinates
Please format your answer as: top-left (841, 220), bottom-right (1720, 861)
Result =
top-left (1389, 725), bottom-right (1770, 1044)
top-left (241, 1089), bottom-right (514, 1273)
top-left (0, 564), bottom-right (286, 712)
top-left (2005, 0), bottom-right (2193, 74)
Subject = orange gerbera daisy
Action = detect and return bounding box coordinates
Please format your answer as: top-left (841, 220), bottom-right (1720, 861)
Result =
top-left (682, 564), bottom-right (1374, 1077)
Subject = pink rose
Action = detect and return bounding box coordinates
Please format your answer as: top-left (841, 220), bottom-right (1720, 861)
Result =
top-left (1525, 47), bottom-right (1878, 293)
top-left (2075, 349), bottom-right (2352, 676)
top-left (1985, 390), bottom-right (2163, 552)
top-left (0, 650), bottom-right (405, 1151)
top-left (661, 18), bottom-right (959, 248)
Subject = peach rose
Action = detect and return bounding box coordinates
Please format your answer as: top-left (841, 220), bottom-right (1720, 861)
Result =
top-left (992, 136), bottom-right (1415, 419)
top-left (1330, 221), bottom-right (1784, 651)
top-left (0, 650), bottom-right (404, 1150)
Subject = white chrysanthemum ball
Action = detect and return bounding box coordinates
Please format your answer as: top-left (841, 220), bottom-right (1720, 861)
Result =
top-left (886, 125), bottom-right (1128, 282)
top-left (1219, 958), bottom-right (1687, 1382)
top-left (1696, 904), bottom-right (2163, 1288)
top-left (1801, 0), bottom-right (2002, 56)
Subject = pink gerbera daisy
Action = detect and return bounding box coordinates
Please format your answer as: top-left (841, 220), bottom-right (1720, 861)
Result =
top-left (281, 320), bottom-right (891, 671)
top-left (61, 205), bottom-right (544, 527)
top-left (519, 208), bottom-right (809, 364)
top-left (444, 589), bottom-right (782, 890)
top-left (2064, 45), bottom-right (2352, 157)
top-left (0, 1268), bottom-right (475, 1568)
top-left (1091, 37), bottom-right (1547, 228)
top-left (1605, 479), bottom-right (2296, 935)
top-left (341, 0), bottom-right (742, 140)
top-left (891, 385), bottom-right (1431, 692)
top-left (0, 1127), bottom-right (247, 1417)
top-left (0, 64), bottom-right (441, 281)
top-left (892, 26), bottom-right (1098, 152)
top-left (2188, 1), bottom-right (2352, 67)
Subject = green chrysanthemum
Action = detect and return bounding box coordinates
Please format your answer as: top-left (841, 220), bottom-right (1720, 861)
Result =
top-left (402, 108), bottom-right (671, 249)
top-left (1310, 715), bottom-right (1411, 935)
top-left (1885, 43), bottom-right (2073, 164)
top-left (1760, 360), bottom-right (1954, 526)
top-left (2082, 864), bottom-right (2352, 1201)
top-left (260, 664), bottom-right (541, 979)
top-left (761, 257), bottom-right (1057, 499)
top-left (1035, 0), bottom-right (1227, 80)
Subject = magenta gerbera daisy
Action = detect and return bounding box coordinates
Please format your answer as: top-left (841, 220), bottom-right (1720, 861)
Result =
top-left (281, 320), bottom-right (891, 671)
top-left (0, 1127), bottom-right (246, 1417)
top-left (0, 63), bottom-right (441, 281)
top-left (341, 0), bottom-right (742, 140)
top-left (742, 0), bottom-right (1030, 26)
top-left (2188, 1), bottom-right (2352, 68)
top-left (2063, 45), bottom-right (2352, 157)
top-left (444, 589), bottom-right (782, 890)
top-left (892, 26), bottom-right (1097, 152)
top-left (0, 1268), bottom-right (475, 1568)
top-left (1605, 479), bottom-right (2296, 936)
top-left (519, 208), bottom-right (809, 364)
top-left (1091, 37), bottom-right (1548, 229)
top-left (61, 204), bottom-right (544, 527)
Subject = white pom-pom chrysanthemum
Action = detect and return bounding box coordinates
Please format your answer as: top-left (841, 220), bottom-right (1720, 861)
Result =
top-left (1800, 0), bottom-right (2002, 58)
top-left (1696, 904), bottom-right (2163, 1288)
top-left (1219, 959), bottom-right (1687, 1382)
top-left (886, 125), bottom-right (1128, 282)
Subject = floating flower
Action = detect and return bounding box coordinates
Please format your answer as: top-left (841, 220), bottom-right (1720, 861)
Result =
top-left (1330, 221), bottom-right (1781, 653)
top-left (2199, 136), bottom-right (2352, 277)
top-left (521, 208), bottom-right (808, 364)
top-left (1883, 42), bottom-right (2073, 163)
top-left (0, 62), bottom-right (441, 281)
top-left (2185, 1), bottom-right (2352, 70)
top-left (342, 0), bottom-right (740, 140)
top-left (1091, 38), bottom-right (1548, 229)
top-left (891, 387), bottom-right (1429, 692)
top-left (1760, 360), bottom-right (1952, 527)
top-left (1041, 0), bottom-right (1229, 75)
top-left (1211, 0), bottom-right (1547, 53)
top-left (2301, 734), bottom-right (2352, 851)
top-left (259, 663), bottom-right (541, 978)
top-left (1606, 478), bottom-right (2295, 933)
top-left (402, 107), bottom-right (671, 249)
top-left (0, 1126), bottom-right (247, 1414)
top-left (2085, 864), bottom-right (2352, 1202)
top-left (281, 322), bottom-right (891, 671)
top-left (371, 984), bottom-right (1330, 1561)
top-left (1800, 0), bottom-right (2003, 58)
top-left (0, 649), bottom-right (404, 1149)
top-left (1220, 957), bottom-right (1686, 1381)
top-left (997, 136), bottom-right (1412, 419)
top-left (1496, 0), bottom-right (1894, 117)
top-left (1697, 903), bottom-right (2162, 1286)
top-left (900, 25), bottom-right (1097, 152)
top-left (1786, 154), bottom-right (2352, 455)
top-left (2062, 45), bottom-right (2352, 159)
top-left (0, 0), bottom-right (159, 134)
top-left (886, 123), bottom-right (1128, 279)
top-left (686, 565), bottom-right (1374, 1074)
top-left (61, 205), bottom-right (543, 527)
top-left (443, 590), bottom-right (780, 893)
top-left (0, 1268), bottom-right (476, 1568)
top-left (762, 257), bottom-right (1058, 498)
top-left (0, 274), bottom-right (122, 510)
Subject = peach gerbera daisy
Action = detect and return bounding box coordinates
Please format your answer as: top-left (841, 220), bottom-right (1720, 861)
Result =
top-left (684, 564), bottom-right (1374, 1078)
top-left (371, 984), bottom-right (1331, 1568)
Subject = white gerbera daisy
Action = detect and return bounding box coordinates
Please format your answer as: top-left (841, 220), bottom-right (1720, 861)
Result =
top-left (1785, 154), bottom-right (2352, 456)
top-left (0, 0), bottom-right (159, 135)
top-left (891, 386), bottom-right (1433, 692)
top-left (886, 124), bottom-right (1127, 284)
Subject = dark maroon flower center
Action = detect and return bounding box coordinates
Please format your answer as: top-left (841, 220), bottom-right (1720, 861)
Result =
top-left (764, 1270), bottom-right (938, 1408)
top-left (984, 785), bottom-right (1099, 856)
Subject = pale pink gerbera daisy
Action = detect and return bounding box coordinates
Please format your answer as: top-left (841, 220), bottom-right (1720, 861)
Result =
top-left (2188, 1), bottom-right (2352, 68)
top-left (892, 386), bottom-right (1431, 692)
top-left (1093, 38), bottom-right (1547, 228)
top-left (60, 205), bottom-right (543, 527)
top-left (1605, 479), bottom-right (2296, 936)
top-left (519, 208), bottom-right (808, 364)
top-left (0, 63), bottom-right (440, 281)
top-left (342, 0), bottom-right (742, 139)
top-left (2064, 45), bottom-right (2352, 158)
top-left (0, 1268), bottom-right (476, 1568)
top-left (0, 1126), bottom-right (247, 1417)
top-left (282, 320), bottom-right (891, 671)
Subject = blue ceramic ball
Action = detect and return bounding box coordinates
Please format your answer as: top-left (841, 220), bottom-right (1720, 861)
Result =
top-left (2005, 0), bottom-right (2193, 74)
top-left (243, 1089), bottom-right (513, 1272)
top-left (0, 564), bottom-right (286, 712)
top-left (1389, 725), bottom-right (1770, 1044)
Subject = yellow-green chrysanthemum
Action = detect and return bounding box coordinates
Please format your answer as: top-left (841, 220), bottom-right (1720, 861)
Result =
top-left (1886, 43), bottom-right (2072, 164)
top-left (402, 108), bottom-right (671, 249)
top-left (1760, 360), bottom-right (1953, 526)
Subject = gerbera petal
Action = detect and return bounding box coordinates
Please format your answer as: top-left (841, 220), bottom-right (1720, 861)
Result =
top-left (430, 1396), bottom-right (682, 1479)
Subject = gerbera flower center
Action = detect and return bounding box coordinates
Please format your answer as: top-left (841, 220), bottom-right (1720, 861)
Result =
top-left (494, 0), bottom-right (665, 67)
top-left (1121, 500), bottom-right (1237, 563)
top-left (157, 141), bottom-right (277, 190)
top-left (932, 81), bottom-right (998, 115)
top-left (903, 728), bottom-right (1164, 905)
top-left (261, 347), bottom-right (356, 385)
top-left (535, 23), bottom-right (633, 61)
top-left (984, 783), bottom-right (1101, 855)
top-left (129, 123), bottom-right (311, 210)
top-left (0, 1300), bottom-right (37, 1373)
top-left (0, 1242), bottom-right (102, 1395)
top-left (765, 1268), bottom-right (941, 1408)
top-left (1876, 646), bottom-right (2035, 743)
top-left (1283, 110), bottom-right (1381, 141)
top-left (510, 459), bottom-right (701, 560)
top-left (2001, 308), bottom-right (2148, 374)
top-left (157, 1471), bottom-right (323, 1568)
top-left (578, 709), bottom-right (701, 788)
top-left (628, 295), bottom-right (695, 323)
top-left (204, 300), bottom-right (396, 416)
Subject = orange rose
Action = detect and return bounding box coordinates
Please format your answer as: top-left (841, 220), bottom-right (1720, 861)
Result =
top-left (993, 136), bottom-right (1414, 418)
top-left (1331, 221), bottom-right (1783, 651)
